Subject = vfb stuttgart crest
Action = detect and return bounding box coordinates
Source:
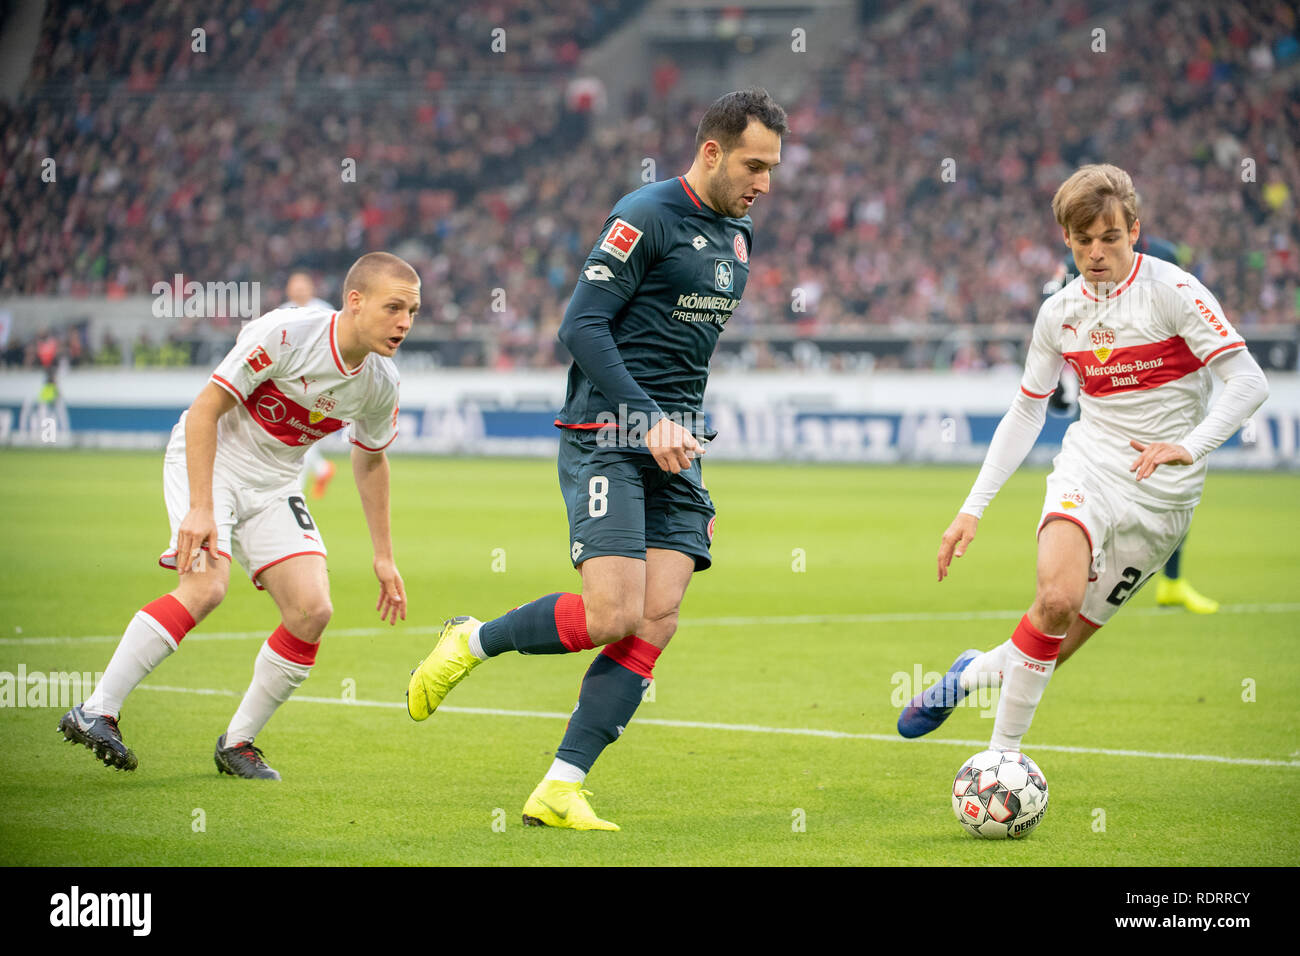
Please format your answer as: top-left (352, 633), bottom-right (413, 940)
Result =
top-left (1090, 326), bottom-right (1116, 363)
top-left (309, 394), bottom-right (337, 424)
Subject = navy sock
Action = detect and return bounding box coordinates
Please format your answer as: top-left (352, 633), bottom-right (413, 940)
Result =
top-left (555, 637), bottom-right (660, 773)
top-left (1164, 543), bottom-right (1183, 579)
top-left (478, 592), bottom-right (591, 657)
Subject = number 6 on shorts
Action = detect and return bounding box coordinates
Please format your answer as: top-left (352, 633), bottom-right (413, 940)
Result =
top-left (588, 475), bottom-right (609, 518)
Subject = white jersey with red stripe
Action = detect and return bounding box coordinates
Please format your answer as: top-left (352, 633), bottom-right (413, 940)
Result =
top-left (207, 306), bottom-right (400, 490)
top-left (1024, 252), bottom-right (1246, 508)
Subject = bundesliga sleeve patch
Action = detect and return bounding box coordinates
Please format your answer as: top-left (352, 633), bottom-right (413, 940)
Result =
top-left (246, 345), bottom-right (272, 373)
top-left (599, 219), bottom-right (643, 262)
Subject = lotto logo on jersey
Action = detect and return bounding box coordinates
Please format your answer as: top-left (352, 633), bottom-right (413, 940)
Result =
top-left (1090, 328), bottom-right (1116, 363)
top-left (599, 219), bottom-right (643, 262)
top-left (246, 345), bottom-right (272, 373)
top-left (1196, 299), bottom-right (1229, 337)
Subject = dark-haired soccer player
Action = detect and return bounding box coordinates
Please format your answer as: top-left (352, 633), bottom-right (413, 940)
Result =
top-left (59, 253), bottom-right (414, 778)
top-left (407, 89), bottom-right (787, 829)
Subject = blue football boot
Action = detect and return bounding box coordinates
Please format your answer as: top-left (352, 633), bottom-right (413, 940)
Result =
top-left (897, 649), bottom-right (981, 738)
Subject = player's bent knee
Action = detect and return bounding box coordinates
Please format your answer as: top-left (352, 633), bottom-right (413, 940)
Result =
top-left (586, 604), bottom-right (641, 644)
top-left (175, 575), bottom-right (227, 618)
top-left (638, 606), bottom-right (680, 643)
top-left (293, 598), bottom-right (332, 639)
top-left (1035, 589), bottom-right (1082, 632)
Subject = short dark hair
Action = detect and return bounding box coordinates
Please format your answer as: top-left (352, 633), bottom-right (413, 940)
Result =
top-left (694, 88), bottom-right (788, 153)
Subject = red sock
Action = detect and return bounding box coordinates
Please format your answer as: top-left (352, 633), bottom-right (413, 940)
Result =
top-left (141, 594), bottom-right (196, 646)
top-left (267, 624), bottom-right (319, 665)
top-left (599, 635), bottom-right (661, 680)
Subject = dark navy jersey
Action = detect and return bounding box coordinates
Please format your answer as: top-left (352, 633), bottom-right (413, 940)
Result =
top-left (556, 176), bottom-right (753, 438)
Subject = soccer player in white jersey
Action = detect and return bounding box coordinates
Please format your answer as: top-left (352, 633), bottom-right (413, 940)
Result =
top-left (58, 252), bottom-right (418, 778)
top-left (897, 165), bottom-right (1269, 751)
top-left (284, 270), bottom-right (341, 498)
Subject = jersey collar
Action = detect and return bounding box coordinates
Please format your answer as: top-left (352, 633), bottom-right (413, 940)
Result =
top-left (329, 312), bottom-right (367, 376)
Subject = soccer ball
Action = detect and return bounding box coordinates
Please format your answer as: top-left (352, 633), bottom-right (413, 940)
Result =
top-left (951, 749), bottom-right (1048, 839)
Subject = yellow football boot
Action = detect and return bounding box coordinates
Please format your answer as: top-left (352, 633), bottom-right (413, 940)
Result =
top-left (406, 616), bottom-right (483, 720)
top-left (522, 779), bottom-right (620, 831)
top-left (1155, 575), bottom-right (1220, 614)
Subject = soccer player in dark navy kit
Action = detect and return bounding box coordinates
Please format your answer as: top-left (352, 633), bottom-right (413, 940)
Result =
top-left (407, 89), bottom-right (788, 829)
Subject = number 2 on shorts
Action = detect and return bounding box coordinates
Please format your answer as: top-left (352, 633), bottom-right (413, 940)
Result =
top-left (588, 475), bottom-right (609, 518)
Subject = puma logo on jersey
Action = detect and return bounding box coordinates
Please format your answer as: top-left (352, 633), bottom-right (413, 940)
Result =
top-left (1062, 324), bottom-right (1078, 336)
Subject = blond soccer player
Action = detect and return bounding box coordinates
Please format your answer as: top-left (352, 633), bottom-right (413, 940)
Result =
top-left (897, 165), bottom-right (1268, 749)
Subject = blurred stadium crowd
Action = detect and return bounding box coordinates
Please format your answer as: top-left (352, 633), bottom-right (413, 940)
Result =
top-left (1, 0), bottom-right (1297, 372)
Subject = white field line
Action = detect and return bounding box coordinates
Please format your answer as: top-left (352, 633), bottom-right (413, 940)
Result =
top-left (4, 602), bottom-right (1299, 647)
top-left (136, 683), bottom-right (1300, 769)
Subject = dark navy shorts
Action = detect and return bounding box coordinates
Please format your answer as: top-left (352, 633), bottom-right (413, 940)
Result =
top-left (557, 430), bottom-right (715, 571)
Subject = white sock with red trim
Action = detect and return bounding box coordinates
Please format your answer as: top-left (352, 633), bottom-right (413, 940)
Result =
top-left (83, 595), bottom-right (196, 718)
top-left (224, 625), bottom-right (316, 746)
top-left (988, 615), bottom-right (1064, 751)
top-left (960, 642), bottom-right (1008, 692)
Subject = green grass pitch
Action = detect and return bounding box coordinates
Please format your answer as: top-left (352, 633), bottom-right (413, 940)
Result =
top-left (1, 448), bottom-right (1297, 866)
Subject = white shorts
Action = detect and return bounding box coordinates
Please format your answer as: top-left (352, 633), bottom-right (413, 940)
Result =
top-left (1038, 451), bottom-right (1193, 628)
top-left (158, 445), bottom-right (327, 590)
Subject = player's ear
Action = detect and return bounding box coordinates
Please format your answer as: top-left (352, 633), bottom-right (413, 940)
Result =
top-left (1061, 227), bottom-right (1071, 248)
top-left (1130, 217), bottom-right (1141, 244)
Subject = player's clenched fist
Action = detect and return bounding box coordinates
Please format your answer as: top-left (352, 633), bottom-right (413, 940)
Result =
top-left (937, 512), bottom-right (979, 582)
top-left (646, 417), bottom-right (703, 474)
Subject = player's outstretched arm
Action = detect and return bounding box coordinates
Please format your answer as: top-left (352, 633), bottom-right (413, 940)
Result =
top-left (938, 513), bottom-right (978, 582)
top-left (178, 383), bottom-right (238, 574)
top-left (351, 446), bottom-right (406, 624)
